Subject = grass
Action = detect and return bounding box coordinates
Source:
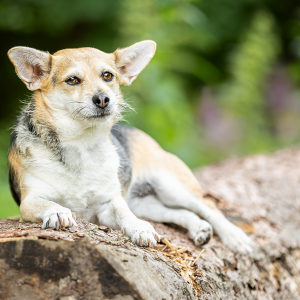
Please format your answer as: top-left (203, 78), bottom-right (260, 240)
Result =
top-left (0, 182), bottom-right (19, 218)
top-left (0, 128), bottom-right (20, 219)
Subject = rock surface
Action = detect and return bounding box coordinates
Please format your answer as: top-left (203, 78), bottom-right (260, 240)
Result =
top-left (1, 148), bottom-right (300, 300)
top-left (193, 148), bottom-right (300, 299)
top-left (0, 219), bottom-right (196, 300)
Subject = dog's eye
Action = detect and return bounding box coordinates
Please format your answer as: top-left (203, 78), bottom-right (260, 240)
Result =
top-left (65, 76), bottom-right (81, 85)
top-left (102, 72), bottom-right (113, 82)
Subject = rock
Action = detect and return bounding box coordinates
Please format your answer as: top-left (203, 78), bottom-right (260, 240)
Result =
top-left (0, 219), bottom-right (195, 300)
top-left (1, 148), bottom-right (300, 299)
top-left (193, 148), bottom-right (300, 299)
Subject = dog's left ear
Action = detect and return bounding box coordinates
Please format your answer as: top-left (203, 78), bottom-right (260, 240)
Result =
top-left (114, 40), bottom-right (156, 85)
top-left (8, 46), bottom-right (52, 90)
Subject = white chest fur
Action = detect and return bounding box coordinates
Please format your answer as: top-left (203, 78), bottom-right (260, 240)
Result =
top-left (24, 134), bottom-right (121, 221)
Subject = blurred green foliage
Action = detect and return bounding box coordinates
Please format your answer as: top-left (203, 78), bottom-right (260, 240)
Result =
top-left (1, 0), bottom-right (300, 217)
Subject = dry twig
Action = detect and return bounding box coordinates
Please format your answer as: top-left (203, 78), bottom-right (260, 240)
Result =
top-left (161, 238), bottom-right (178, 255)
top-left (191, 249), bottom-right (205, 267)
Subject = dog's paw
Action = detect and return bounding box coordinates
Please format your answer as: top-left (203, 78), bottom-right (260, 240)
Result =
top-left (122, 218), bottom-right (160, 248)
top-left (42, 206), bottom-right (77, 229)
top-left (191, 221), bottom-right (213, 247)
top-left (219, 222), bottom-right (253, 255)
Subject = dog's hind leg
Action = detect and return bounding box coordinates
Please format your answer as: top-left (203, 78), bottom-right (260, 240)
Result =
top-left (123, 126), bottom-right (252, 254)
top-left (128, 195), bottom-right (213, 246)
top-left (143, 165), bottom-right (252, 254)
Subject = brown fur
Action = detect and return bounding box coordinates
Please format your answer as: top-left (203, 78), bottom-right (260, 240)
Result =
top-left (125, 128), bottom-right (203, 199)
top-left (8, 148), bottom-right (27, 204)
top-left (33, 91), bottom-right (55, 129)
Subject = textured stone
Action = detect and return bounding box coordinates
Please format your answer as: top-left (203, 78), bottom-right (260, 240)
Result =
top-left (0, 238), bottom-right (196, 300)
top-left (1, 147), bottom-right (300, 299)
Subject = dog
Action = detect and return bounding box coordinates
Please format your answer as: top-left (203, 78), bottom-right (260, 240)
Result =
top-left (7, 41), bottom-right (252, 254)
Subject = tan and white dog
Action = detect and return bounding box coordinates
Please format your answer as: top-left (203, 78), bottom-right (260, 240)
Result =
top-left (7, 41), bottom-right (252, 254)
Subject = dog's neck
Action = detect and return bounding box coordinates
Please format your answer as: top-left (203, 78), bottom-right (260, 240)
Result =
top-left (24, 92), bottom-right (115, 160)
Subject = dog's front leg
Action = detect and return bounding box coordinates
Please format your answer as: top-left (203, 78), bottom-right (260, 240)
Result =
top-left (98, 194), bottom-right (160, 247)
top-left (20, 195), bottom-right (77, 229)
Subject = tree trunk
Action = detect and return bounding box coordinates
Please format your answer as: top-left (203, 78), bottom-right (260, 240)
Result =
top-left (1, 148), bottom-right (300, 300)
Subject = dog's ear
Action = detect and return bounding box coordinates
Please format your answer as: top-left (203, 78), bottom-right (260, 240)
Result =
top-left (8, 47), bottom-right (52, 90)
top-left (114, 40), bottom-right (156, 85)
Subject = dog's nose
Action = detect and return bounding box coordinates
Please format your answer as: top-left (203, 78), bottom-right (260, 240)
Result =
top-left (92, 93), bottom-right (110, 108)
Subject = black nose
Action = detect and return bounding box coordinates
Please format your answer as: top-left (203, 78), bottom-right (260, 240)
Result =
top-left (92, 93), bottom-right (110, 108)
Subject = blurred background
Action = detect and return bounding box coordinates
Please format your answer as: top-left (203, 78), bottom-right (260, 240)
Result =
top-left (1, 0), bottom-right (300, 218)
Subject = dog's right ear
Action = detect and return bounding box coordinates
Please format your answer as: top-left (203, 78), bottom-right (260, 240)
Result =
top-left (8, 47), bottom-right (52, 90)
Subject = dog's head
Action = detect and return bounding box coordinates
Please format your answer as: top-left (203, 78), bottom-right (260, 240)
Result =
top-left (8, 41), bottom-right (156, 125)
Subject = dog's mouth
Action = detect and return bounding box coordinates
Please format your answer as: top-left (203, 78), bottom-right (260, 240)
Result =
top-left (86, 108), bottom-right (112, 119)
top-left (71, 105), bottom-right (116, 120)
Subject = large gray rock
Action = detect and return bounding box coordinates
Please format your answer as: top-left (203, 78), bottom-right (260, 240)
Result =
top-left (1, 147), bottom-right (300, 299)
top-left (0, 221), bottom-right (196, 300)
